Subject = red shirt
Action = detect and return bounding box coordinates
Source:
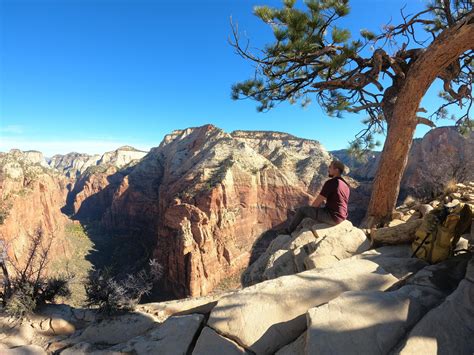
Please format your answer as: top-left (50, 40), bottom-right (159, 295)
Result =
top-left (320, 177), bottom-right (350, 223)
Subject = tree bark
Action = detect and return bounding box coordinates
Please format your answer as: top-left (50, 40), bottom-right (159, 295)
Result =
top-left (370, 219), bottom-right (422, 246)
top-left (363, 12), bottom-right (474, 228)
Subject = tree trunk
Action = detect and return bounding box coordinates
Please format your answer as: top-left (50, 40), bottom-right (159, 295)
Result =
top-left (363, 12), bottom-right (474, 228)
top-left (370, 219), bottom-right (422, 246)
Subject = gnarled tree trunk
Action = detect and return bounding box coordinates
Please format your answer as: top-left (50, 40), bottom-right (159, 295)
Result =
top-left (363, 12), bottom-right (474, 228)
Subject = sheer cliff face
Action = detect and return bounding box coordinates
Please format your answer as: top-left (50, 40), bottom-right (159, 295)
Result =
top-left (4, 125), bottom-right (471, 299)
top-left (0, 151), bottom-right (70, 264)
top-left (49, 146), bottom-right (147, 178)
top-left (49, 153), bottom-right (101, 178)
top-left (401, 127), bottom-right (474, 198)
top-left (70, 125), bottom-right (331, 297)
top-left (53, 147), bottom-right (148, 218)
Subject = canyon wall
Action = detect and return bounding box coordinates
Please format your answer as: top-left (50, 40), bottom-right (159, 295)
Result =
top-left (0, 150), bottom-right (70, 265)
top-left (3, 125), bottom-right (472, 299)
top-left (98, 125), bottom-right (332, 296)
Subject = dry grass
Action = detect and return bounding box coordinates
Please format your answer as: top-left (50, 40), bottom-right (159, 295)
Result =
top-left (443, 178), bottom-right (458, 196)
top-left (212, 268), bottom-right (245, 294)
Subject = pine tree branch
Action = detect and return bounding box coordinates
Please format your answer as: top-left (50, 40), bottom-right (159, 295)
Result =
top-left (417, 116), bottom-right (437, 127)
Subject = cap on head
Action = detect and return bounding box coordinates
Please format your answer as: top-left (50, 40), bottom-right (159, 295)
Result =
top-left (330, 160), bottom-right (346, 175)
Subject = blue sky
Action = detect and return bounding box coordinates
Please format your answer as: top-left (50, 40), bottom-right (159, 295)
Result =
top-left (0, 0), bottom-right (459, 156)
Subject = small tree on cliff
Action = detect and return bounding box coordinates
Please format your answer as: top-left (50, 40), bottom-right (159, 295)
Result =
top-left (231, 0), bottom-right (473, 226)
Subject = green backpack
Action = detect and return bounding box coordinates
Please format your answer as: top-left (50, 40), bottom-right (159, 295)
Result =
top-left (412, 203), bottom-right (472, 264)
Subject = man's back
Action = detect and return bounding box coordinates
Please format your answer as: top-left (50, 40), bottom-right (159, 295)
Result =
top-left (320, 177), bottom-right (350, 223)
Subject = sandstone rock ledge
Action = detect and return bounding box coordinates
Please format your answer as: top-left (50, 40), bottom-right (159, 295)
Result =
top-left (243, 219), bottom-right (371, 286)
top-left (2, 250), bottom-right (472, 354)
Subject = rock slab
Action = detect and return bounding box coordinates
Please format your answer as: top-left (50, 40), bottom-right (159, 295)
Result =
top-left (208, 258), bottom-right (398, 355)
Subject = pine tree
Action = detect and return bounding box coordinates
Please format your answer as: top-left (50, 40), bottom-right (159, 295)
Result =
top-left (231, 0), bottom-right (473, 226)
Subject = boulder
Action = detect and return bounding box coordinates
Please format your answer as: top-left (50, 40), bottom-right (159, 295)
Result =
top-left (355, 245), bottom-right (428, 279)
top-left (274, 332), bottom-right (306, 355)
top-left (302, 220), bottom-right (369, 269)
top-left (305, 285), bottom-right (445, 354)
top-left (207, 258), bottom-right (398, 355)
top-left (138, 292), bottom-right (230, 322)
top-left (109, 314), bottom-right (204, 355)
top-left (397, 258), bottom-right (474, 354)
top-left (261, 249), bottom-right (295, 281)
top-left (0, 321), bottom-right (37, 348)
top-left (48, 318), bottom-right (75, 336)
top-left (418, 204), bottom-right (433, 217)
top-left (192, 327), bottom-right (250, 355)
top-left (71, 308), bottom-right (98, 323)
top-left (244, 220), bottom-right (369, 285)
top-left (242, 234), bottom-right (293, 285)
top-left (74, 312), bottom-right (156, 345)
top-left (59, 342), bottom-right (94, 355)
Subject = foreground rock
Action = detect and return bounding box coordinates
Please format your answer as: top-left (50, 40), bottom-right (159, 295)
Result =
top-left (72, 312), bottom-right (156, 345)
top-left (208, 258), bottom-right (398, 354)
top-left (3, 344), bottom-right (47, 355)
top-left (288, 254), bottom-right (471, 354)
top-left (397, 257), bottom-right (474, 354)
top-left (302, 220), bottom-right (370, 270)
top-left (108, 314), bottom-right (204, 354)
top-left (193, 327), bottom-right (249, 355)
top-left (138, 292), bottom-right (232, 322)
top-left (243, 219), bottom-right (370, 285)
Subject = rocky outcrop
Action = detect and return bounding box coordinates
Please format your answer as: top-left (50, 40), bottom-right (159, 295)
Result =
top-left (2, 246), bottom-right (471, 354)
top-left (0, 150), bottom-right (70, 264)
top-left (97, 145), bottom-right (148, 168)
top-left (48, 146), bottom-right (147, 179)
top-left (48, 152), bottom-right (100, 178)
top-left (396, 257), bottom-right (474, 354)
top-left (193, 327), bottom-right (250, 355)
top-left (207, 257), bottom-right (398, 354)
top-left (243, 219), bottom-right (370, 285)
top-left (70, 165), bottom-right (129, 219)
top-left (402, 126), bottom-right (474, 198)
top-left (63, 146), bottom-right (147, 219)
top-left (95, 125), bottom-right (336, 297)
top-left (230, 130), bottom-right (332, 195)
top-left (303, 254), bottom-right (471, 354)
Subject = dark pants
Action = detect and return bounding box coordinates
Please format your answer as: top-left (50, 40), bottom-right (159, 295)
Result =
top-left (287, 206), bottom-right (337, 233)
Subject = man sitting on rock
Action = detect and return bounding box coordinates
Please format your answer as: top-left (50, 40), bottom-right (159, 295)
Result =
top-left (282, 160), bottom-right (350, 234)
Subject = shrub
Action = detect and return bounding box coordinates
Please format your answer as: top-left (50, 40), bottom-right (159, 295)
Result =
top-left (0, 203), bottom-right (11, 225)
top-left (443, 178), bottom-right (458, 196)
top-left (84, 259), bottom-right (163, 314)
top-left (0, 229), bottom-right (72, 317)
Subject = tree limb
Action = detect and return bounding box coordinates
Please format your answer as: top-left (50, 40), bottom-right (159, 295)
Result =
top-left (417, 116), bottom-right (437, 127)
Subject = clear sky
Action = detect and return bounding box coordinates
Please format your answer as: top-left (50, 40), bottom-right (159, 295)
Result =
top-left (0, 0), bottom-right (459, 156)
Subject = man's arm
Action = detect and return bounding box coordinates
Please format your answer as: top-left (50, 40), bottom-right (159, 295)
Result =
top-left (313, 180), bottom-right (331, 207)
top-left (311, 194), bottom-right (326, 208)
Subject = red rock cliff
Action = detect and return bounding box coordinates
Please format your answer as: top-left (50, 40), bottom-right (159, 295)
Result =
top-left (0, 151), bottom-right (70, 265)
top-left (96, 125), bottom-right (332, 297)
